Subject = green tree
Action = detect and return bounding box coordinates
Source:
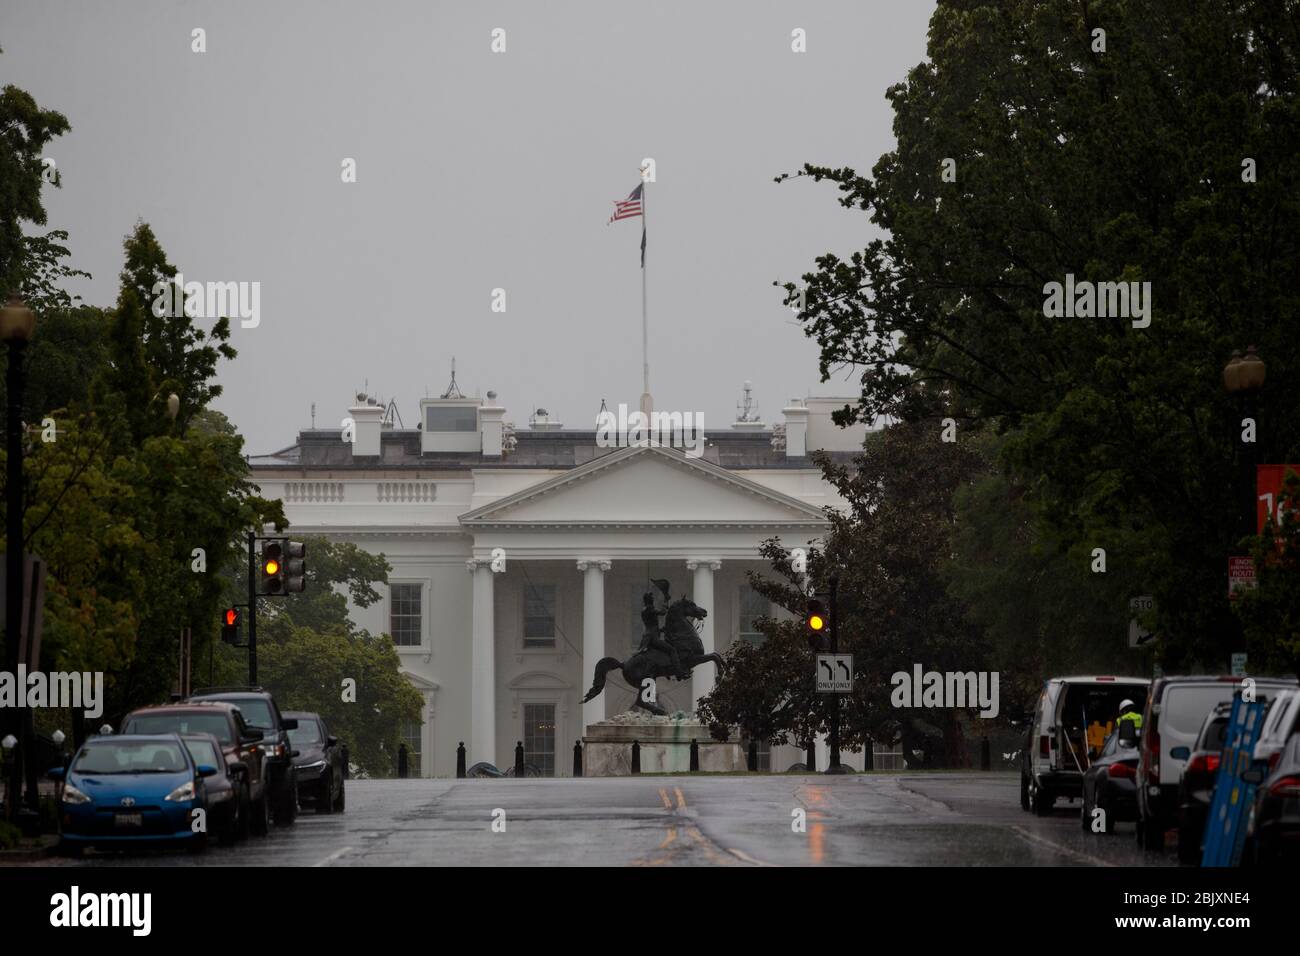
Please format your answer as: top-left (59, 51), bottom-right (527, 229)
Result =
top-left (944, 461), bottom-right (1144, 718)
top-left (0, 78), bottom-right (70, 298)
top-left (101, 222), bottom-right (235, 443)
top-left (703, 423), bottom-right (993, 767)
top-left (209, 537), bottom-right (423, 777)
top-left (697, 539), bottom-right (835, 760)
top-left (779, 0), bottom-right (1300, 669)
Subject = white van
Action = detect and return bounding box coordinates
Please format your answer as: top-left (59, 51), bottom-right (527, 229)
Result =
top-left (1134, 675), bottom-right (1298, 848)
top-left (1021, 675), bottom-right (1150, 815)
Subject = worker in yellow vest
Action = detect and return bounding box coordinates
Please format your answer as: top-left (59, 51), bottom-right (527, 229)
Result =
top-left (1116, 699), bottom-right (1143, 732)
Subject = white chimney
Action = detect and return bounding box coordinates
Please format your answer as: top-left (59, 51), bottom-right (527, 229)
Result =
top-left (782, 398), bottom-right (809, 458)
top-left (481, 391), bottom-right (506, 457)
top-left (348, 394), bottom-right (384, 457)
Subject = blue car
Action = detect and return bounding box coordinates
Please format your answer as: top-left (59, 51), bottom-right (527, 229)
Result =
top-left (49, 733), bottom-right (221, 855)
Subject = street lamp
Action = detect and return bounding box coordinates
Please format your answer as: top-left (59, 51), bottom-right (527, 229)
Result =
top-left (1, 293), bottom-right (34, 819)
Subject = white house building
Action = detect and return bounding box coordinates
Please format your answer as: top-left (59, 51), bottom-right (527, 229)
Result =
top-left (248, 384), bottom-right (875, 777)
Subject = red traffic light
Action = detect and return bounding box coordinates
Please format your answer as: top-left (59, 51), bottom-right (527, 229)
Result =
top-left (224, 607), bottom-right (240, 627)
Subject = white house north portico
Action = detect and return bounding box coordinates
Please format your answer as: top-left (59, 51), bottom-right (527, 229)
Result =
top-left (249, 388), bottom-right (868, 776)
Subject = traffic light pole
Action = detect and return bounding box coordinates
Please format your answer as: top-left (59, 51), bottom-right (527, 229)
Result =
top-left (828, 575), bottom-right (844, 773)
top-left (246, 530), bottom-right (258, 684)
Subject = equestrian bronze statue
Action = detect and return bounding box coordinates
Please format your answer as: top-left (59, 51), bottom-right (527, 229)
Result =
top-left (581, 582), bottom-right (726, 717)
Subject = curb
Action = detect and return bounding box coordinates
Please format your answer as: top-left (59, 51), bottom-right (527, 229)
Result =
top-left (0, 838), bottom-right (59, 863)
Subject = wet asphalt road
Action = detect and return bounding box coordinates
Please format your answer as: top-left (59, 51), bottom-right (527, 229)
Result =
top-left (29, 772), bottom-right (1176, 867)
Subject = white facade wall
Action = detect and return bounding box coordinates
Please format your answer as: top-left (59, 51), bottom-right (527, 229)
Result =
top-left (253, 445), bottom-right (844, 777)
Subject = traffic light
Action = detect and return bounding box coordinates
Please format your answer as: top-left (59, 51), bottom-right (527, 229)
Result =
top-left (284, 540), bottom-right (307, 593)
top-left (221, 607), bottom-right (241, 644)
top-left (261, 539), bottom-right (285, 595)
top-left (805, 597), bottom-right (830, 651)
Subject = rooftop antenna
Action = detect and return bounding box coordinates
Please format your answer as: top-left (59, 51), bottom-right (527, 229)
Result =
top-left (441, 357), bottom-right (465, 399)
top-left (736, 380), bottom-right (761, 423)
top-left (598, 398), bottom-right (609, 420)
top-left (310, 402), bottom-right (316, 429)
top-left (383, 398), bottom-right (404, 428)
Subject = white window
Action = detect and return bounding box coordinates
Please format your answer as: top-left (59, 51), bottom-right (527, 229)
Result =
top-left (523, 583), bottom-right (556, 648)
top-left (738, 585), bottom-right (769, 646)
top-left (390, 583), bottom-right (423, 647)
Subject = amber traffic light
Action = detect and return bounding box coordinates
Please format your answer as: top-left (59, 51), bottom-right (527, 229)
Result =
top-left (261, 540), bottom-right (285, 595)
top-left (805, 598), bottom-right (830, 651)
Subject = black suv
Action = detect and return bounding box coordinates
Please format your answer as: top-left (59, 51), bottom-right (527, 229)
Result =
top-left (188, 687), bottom-right (300, 825)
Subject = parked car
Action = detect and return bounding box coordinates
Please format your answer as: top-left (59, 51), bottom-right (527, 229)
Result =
top-left (1135, 674), bottom-right (1298, 850)
top-left (1252, 688), bottom-right (1300, 773)
top-left (181, 732), bottom-right (241, 844)
top-left (1022, 676), bottom-right (1150, 815)
top-left (1246, 729), bottom-right (1300, 864)
top-left (120, 701), bottom-right (269, 836)
top-left (285, 711), bottom-right (345, 813)
top-left (49, 733), bottom-right (220, 855)
top-left (188, 686), bottom-right (299, 825)
top-left (1079, 726), bottom-right (1140, 833)
top-left (1174, 701), bottom-right (1233, 864)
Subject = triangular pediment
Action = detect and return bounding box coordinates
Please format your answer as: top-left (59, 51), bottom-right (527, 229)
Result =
top-left (460, 445), bottom-right (827, 528)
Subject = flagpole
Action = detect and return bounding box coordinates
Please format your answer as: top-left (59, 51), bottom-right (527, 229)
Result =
top-left (640, 172), bottom-right (650, 415)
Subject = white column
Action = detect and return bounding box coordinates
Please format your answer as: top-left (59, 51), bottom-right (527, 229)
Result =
top-left (578, 559), bottom-right (611, 730)
top-left (468, 559), bottom-right (496, 767)
top-left (687, 559), bottom-right (722, 709)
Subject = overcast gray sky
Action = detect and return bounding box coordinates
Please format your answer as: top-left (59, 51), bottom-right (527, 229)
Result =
top-left (5, 0), bottom-right (935, 454)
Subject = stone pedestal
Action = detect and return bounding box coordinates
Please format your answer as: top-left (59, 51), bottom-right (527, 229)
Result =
top-left (583, 711), bottom-right (744, 775)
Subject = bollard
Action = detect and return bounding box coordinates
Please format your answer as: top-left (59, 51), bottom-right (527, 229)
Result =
top-left (341, 744), bottom-right (350, 779)
top-left (456, 741), bottom-right (466, 779)
top-left (690, 739), bottom-right (700, 772)
top-left (514, 741), bottom-right (525, 777)
top-left (864, 737), bottom-right (873, 772)
top-left (980, 735), bottom-right (991, 771)
top-left (746, 740), bottom-right (757, 772)
top-left (631, 740), bottom-right (641, 774)
top-left (805, 741), bottom-right (816, 773)
top-left (573, 741), bottom-right (583, 777)
top-left (397, 743), bottom-right (408, 779)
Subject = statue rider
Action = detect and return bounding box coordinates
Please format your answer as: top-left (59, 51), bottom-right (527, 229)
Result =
top-left (639, 581), bottom-right (687, 679)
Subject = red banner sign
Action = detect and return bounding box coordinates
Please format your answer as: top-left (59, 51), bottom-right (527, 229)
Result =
top-left (1257, 464), bottom-right (1300, 533)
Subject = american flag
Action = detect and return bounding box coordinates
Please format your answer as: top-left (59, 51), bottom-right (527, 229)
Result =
top-left (607, 182), bottom-right (643, 222)
top-left (608, 182), bottom-right (646, 266)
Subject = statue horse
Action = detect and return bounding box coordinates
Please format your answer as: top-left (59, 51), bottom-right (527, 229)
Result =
top-left (581, 595), bottom-right (727, 716)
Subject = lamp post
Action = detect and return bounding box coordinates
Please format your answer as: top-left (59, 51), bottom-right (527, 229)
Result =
top-left (1223, 346), bottom-right (1266, 667)
top-left (1223, 346), bottom-right (1266, 540)
top-left (1, 294), bottom-right (35, 820)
